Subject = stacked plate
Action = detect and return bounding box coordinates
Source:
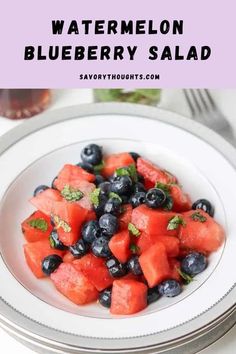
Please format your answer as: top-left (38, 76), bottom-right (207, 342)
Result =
top-left (0, 103), bottom-right (236, 354)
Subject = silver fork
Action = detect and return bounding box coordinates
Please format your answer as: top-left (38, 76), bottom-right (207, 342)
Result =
top-left (183, 89), bottom-right (235, 146)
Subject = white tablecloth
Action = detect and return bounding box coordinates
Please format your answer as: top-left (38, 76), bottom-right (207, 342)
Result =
top-left (0, 89), bottom-right (235, 354)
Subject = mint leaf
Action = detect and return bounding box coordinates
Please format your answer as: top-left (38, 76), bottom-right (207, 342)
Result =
top-left (128, 223), bottom-right (141, 237)
top-left (130, 244), bottom-right (140, 254)
top-left (163, 196), bottom-right (174, 211)
top-left (89, 188), bottom-right (101, 207)
top-left (155, 182), bottom-right (170, 193)
top-left (115, 164), bottom-right (138, 183)
top-left (52, 214), bottom-right (71, 233)
top-left (109, 192), bottom-right (122, 202)
top-left (176, 268), bottom-right (194, 284)
top-left (191, 212), bottom-right (207, 223)
top-left (93, 160), bottom-right (105, 174)
top-left (61, 185), bottom-right (84, 202)
top-left (167, 215), bottom-right (186, 230)
top-left (28, 218), bottom-right (48, 232)
top-left (155, 182), bottom-right (173, 211)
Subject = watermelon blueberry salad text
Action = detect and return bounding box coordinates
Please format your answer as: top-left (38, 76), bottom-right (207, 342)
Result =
top-left (21, 144), bottom-right (225, 315)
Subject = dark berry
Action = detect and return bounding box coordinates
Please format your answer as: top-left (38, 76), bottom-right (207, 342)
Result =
top-left (145, 188), bottom-right (166, 209)
top-left (133, 182), bottom-right (146, 193)
top-left (99, 214), bottom-right (119, 237)
top-left (51, 177), bottom-right (57, 189)
top-left (106, 258), bottom-right (127, 278)
top-left (181, 252), bottom-right (207, 276)
top-left (192, 199), bottom-right (214, 217)
top-left (104, 198), bottom-right (122, 215)
top-left (69, 239), bottom-right (89, 258)
top-left (82, 220), bottom-right (101, 244)
top-left (42, 255), bottom-right (62, 276)
top-left (77, 162), bottom-right (94, 173)
top-left (158, 280), bottom-right (182, 297)
top-left (98, 181), bottom-right (111, 196)
top-left (129, 152), bottom-right (140, 162)
top-left (93, 194), bottom-right (107, 217)
top-left (49, 230), bottom-right (68, 250)
top-left (127, 256), bottom-right (143, 275)
top-left (33, 185), bottom-right (49, 197)
top-left (91, 236), bottom-right (111, 258)
top-left (99, 288), bottom-right (112, 308)
top-left (94, 174), bottom-right (105, 186)
top-left (147, 287), bottom-right (160, 304)
top-left (137, 173), bottom-right (145, 183)
top-left (121, 195), bottom-right (129, 204)
top-left (130, 192), bottom-right (146, 208)
top-left (111, 175), bottom-right (133, 195)
top-left (81, 144), bottom-right (102, 165)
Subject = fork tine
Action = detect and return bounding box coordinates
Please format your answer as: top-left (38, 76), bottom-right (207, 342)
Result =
top-left (203, 89), bottom-right (217, 110)
top-left (191, 90), bottom-right (207, 115)
top-left (183, 89), bottom-right (196, 116)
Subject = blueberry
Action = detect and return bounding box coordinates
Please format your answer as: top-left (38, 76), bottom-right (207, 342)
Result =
top-left (145, 188), bottom-right (166, 209)
top-left (99, 214), bottom-right (119, 237)
top-left (49, 230), bottom-right (68, 250)
top-left (98, 181), bottom-right (111, 196)
top-left (33, 185), bottom-right (49, 197)
top-left (82, 220), bottom-right (101, 244)
top-left (121, 195), bottom-right (130, 204)
top-left (42, 254), bottom-right (62, 276)
top-left (94, 174), bottom-right (105, 186)
top-left (51, 177), bottom-right (57, 189)
top-left (147, 287), bottom-right (160, 304)
top-left (104, 198), bottom-right (122, 215)
top-left (77, 162), bottom-right (94, 173)
top-left (81, 144), bottom-right (102, 165)
top-left (129, 152), bottom-right (140, 162)
top-left (91, 236), bottom-right (111, 258)
top-left (106, 258), bottom-right (127, 278)
top-left (158, 280), bottom-right (182, 297)
top-left (137, 173), bottom-right (145, 183)
top-left (111, 175), bottom-right (133, 196)
top-left (133, 182), bottom-right (146, 193)
top-left (69, 239), bottom-right (89, 258)
top-left (109, 175), bottom-right (116, 183)
top-left (127, 256), bottom-right (143, 275)
top-left (181, 252), bottom-right (207, 276)
top-left (130, 192), bottom-right (146, 208)
top-left (192, 199), bottom-right (214, 217)
top-left (99, 288), bottom-right (112, 308)
top-left (93, 194), bottom-right (108, 217)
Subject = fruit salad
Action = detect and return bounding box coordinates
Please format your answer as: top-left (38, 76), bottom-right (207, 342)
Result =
top-left (21, 144), bottom-right (225, 315)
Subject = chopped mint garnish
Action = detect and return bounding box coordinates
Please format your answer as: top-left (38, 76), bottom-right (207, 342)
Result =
top-left (109, 192), bottom-right (122, 202)
top-left (130, 244), bottom-right (140, 254)
top-left (93, 160), bottom-right (105, 174)
top-left (53, 215), bottom-right (71, 233)
top-left (115, 164), bottom-right (138, 183)
top-left (191, 212), bottom-right (207, 223)
top-left (128, 223), bottom-right (141, 237)
top-left (163, 196), bottom-right (174, 211)
top-left (155, 182), bottom-right (170, 193)
top-left (167, 215), bottom-right (186, 230)
top-left (89, 188), bottom-right (101, 207)
top-left (176, 268), bottom-right (194, 284)
top-left (155, 182), bottom-right (173, 211)
top-left (61, 185), bottom-right (84, 202)
top-left (28, 218), bottom-right (48, 232)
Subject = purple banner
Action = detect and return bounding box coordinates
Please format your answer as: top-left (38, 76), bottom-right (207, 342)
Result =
top-left (0, 0), bottom-right (235, 87)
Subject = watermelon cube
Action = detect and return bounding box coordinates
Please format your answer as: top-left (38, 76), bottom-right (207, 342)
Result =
top-left (109, 230), bottom-right (131, 264)
top-left (102, 153), bottom-right (135, 178)
top-left (30, 188), bottom-right (63, 216)
top-left (21, 210), bottom-right (53, 243)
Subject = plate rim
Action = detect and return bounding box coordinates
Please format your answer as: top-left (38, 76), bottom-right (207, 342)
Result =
top-left (0, 102), bottom-right (236, 352)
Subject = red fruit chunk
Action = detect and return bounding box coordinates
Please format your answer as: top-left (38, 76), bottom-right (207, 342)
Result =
top-left (54, 164), bottom-right (95, 190)
top-left (51, 263), bottom-right (98, 305)
top-left (139, 242), bottom-right (170, 287)
top-left (63, 251), bottom-right (75, 263)
top-left (110, 279), bottom-right (147, 315)
top-left (30, 188), bottom-right (62, 216)
top-left (170, 184), bottom-right (192, 212)
top-left (137, 157), bottom-right (176, 187)
top-left (109, 230), bottom-right (131, 264)
top-left (24, 239), bottom-right (65, 278)
top-left (73, 254), bottom-right (113, 291)
top-left (119, 204), bottom-right (133, 230)
top-left (21, 211), bottom-right (53, 243)
top-left (84, 209), bottom-right (96, 223)
top-left (102, 153), bottom-right (135, 178)
top-left (52, 201), bottom-right (88, 246)
top-left (131, 205), bottom-right (179, 237)
top-left (179, 210), bottom-right (225, 253)
top-left (168, 258), bottom-right (181, 282)
top-left (136, 233), bottom-right (179, 257)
